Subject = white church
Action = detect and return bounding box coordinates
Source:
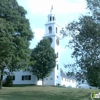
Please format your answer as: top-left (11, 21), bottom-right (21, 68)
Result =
top-left (3, 6), bottom-right (80, 88)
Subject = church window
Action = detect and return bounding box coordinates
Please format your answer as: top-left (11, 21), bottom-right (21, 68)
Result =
top-left (48, 26), bottom-right (52, 33)
top-left (53, 16), bottom-right (55, 21)
top-left (69, 80), bottom-right (71, 82)
top-left (67, 79), bottom-right (69, 82)
top-left (72, 80), bottom-right (74, 83)
top-left (56, 52), bottom-right (58, 58)
top-left (57, 64), bottom-right (59, 70)
top-left (56, 27), bottom-right (57, 33)
top-left (56, 38), bottom-right (59, 45)
top-left (22, 75), bottom-right (31, 80)
top-left (50, 16), bottom-right (52, 21)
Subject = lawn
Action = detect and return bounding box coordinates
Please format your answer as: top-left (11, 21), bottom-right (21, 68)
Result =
top-left (0, 86), bottom-right (99, 100)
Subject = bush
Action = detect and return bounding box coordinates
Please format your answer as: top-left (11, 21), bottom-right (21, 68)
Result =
top-left (56, 83), bottom-right (60, 86)
top-left (3, 75), bottom-right (13, 87)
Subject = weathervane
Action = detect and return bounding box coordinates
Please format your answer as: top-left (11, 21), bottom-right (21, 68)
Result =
top-left (50, 5), bottom-right (53, 14)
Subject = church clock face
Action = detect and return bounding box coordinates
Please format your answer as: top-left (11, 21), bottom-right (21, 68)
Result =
top-left (56, 38), bottom-right (59, 45)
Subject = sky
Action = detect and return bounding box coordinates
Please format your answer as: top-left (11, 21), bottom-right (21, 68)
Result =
top-left (17, 0), bottom-right (89, 71)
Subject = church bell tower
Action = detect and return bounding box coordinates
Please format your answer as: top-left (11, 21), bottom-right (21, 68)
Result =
top-left (43, 5), bottom-right (61, 85)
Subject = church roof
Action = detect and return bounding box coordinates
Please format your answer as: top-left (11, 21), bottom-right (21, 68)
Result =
top-left (60, 69), bottom-right (76, 80)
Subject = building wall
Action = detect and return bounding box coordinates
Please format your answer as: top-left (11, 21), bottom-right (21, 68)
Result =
top-left (3, 70), bottom-right (37, 85)
top-left (43, 70), bottom-right (55, 85)
top-left (13, 70), bottom-right (37, 84)
top-left (61, 77), bottom-right (76, 88)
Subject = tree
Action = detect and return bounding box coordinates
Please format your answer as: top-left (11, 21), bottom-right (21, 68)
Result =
top-left (86, 0), bottom-right (100, 18)
top-left (3, 75), bottom-right (13, 87)
top-left (0, 0), bottom-right (33, 89)
top-left (64, 0), bottom-right (100, 87)
top-left (86, 66), bottom-right (100, 87)
top-left (30, 38), bottom-right (56, 83)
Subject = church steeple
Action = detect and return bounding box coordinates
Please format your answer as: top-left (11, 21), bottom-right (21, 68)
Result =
top-left (43, 5), bottom-right (61, 86)
top-left (48, 5), bottom-right (56, 22)
top-left (44, 5), bottom-right (60, 36)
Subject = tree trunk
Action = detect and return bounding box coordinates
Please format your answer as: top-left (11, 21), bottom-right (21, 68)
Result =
top-left (0, 74), bottom-right (3, 89)
top-left (42, 79), bottom-right (43, 85)
top-left (0, 69), bottom-right (4, 89)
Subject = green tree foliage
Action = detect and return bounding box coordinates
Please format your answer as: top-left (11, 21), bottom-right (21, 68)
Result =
top-left (3, 75), bottom-right (13, 87)
top-left (86, 66), bottom-right (100, 87)
top-left (65, 0), bottom-right (100, 87)
top-left (30, 38), bottom-right (56, 81)
top-left (0, 0), bottom-right (33, 89)
top-left (86, 0), bottom-right (100, 17)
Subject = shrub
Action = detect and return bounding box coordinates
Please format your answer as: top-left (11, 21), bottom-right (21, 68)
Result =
top-left (3, 75), bottom-right (13, 87)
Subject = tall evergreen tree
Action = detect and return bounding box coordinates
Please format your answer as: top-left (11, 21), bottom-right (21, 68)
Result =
top-left (30, 39), bottom-right (56, 83)
top-left (0, 0), bottom-right (33, 89)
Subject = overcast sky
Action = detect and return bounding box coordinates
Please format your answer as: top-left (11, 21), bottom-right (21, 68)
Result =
top-left (17, 0), bottom-right (89, 71)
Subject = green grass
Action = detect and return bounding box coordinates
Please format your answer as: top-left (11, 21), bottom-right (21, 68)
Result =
top-left (0, 86), bottom-right (99, 100)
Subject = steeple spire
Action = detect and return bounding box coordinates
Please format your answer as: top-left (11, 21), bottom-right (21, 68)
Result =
top-left (50, 5), bottom-right (53, 14)
top-left (47, 5), bottom-right (56, 22)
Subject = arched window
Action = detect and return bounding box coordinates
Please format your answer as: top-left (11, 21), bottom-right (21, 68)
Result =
top-left (56, 52), bottom-right (58, 58)
top-left (56, 27), bottom-right (57, 33)
top-left (50, 16), bottom-right (52, 21)
top-left (48, 26), bottom-right (52, 33)
top-left (53, 16), bottom-right (55, 21)
top-left (57, 64), bottom-right (59, 70)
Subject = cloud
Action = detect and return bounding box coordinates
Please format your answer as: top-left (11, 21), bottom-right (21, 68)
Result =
top-left (17, 0), bottom-right (88, 16)
top-left (33, 28), bottom-right (45, 40)
top-left (29, 28), bottom-right (45, 49)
